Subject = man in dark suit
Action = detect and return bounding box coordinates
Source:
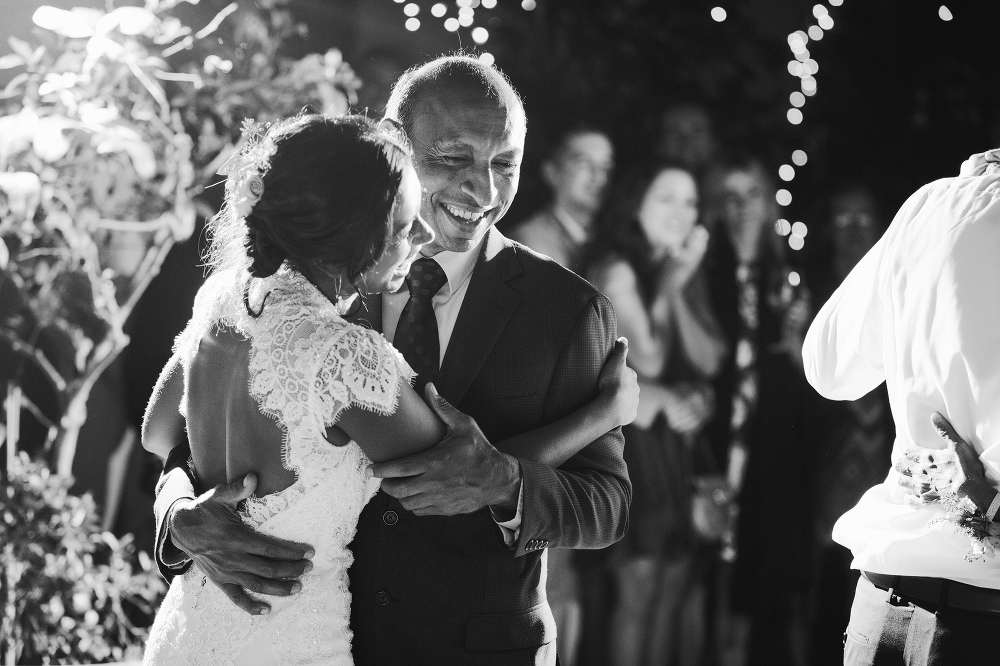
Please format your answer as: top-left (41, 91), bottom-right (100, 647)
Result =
top-left (148, 56), bottom-right (630, 665)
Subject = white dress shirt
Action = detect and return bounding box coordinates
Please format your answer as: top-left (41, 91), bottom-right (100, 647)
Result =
top-left (803, 173), bottom-right (1000, 588)
top-left (383, 238), bottom-right (524, 544)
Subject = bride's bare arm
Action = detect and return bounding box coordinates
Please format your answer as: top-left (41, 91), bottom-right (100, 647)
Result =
top-left (497, 338), bottom-right (636, 467)
top-left (342, 338), bottom-right (637, 468)
top-left (142, 352), bottom-right (186, 461)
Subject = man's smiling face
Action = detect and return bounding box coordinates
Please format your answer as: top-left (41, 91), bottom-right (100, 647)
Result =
top-left (408, 92), bottom-right (526, 255)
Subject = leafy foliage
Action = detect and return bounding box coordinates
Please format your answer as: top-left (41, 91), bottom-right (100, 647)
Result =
top-left (1, 453), bottom-right (167, 664)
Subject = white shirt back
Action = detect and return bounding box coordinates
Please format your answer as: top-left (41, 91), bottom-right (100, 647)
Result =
top-left (803, 173), bottom-right (1000, 588)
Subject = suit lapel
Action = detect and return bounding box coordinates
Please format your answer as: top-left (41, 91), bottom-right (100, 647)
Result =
top-left (438, 229), bottom-right (522, 405)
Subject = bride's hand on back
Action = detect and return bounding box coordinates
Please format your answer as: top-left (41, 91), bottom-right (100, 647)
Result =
top-left (169, 472), bottom-right (316, 616)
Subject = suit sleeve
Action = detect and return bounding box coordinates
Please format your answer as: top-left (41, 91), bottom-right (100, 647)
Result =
top-left (153, 441), bottom-right (199, 580)
top-left (513, 292), bottom-right (631, 556)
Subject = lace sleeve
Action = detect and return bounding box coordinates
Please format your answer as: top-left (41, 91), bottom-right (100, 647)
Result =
top-left (246, 292), bottom-right (415, 439)
top-left (312, 325), bottom-right (416, 427)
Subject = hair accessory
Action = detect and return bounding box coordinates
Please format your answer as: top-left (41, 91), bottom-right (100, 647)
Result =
top-left (218, 119), bottom-right (275, 222)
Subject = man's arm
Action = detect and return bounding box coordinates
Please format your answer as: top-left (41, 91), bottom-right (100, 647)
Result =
top-left (512, 292), bottom-right (631, 555)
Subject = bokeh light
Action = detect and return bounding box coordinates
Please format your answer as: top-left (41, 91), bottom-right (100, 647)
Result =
top-left (787, 108), bottom-right (803, 124)
top-left (444, 17), bottom-right (460, 31)
top-left (801, 76), bottom-right (817, 93)
top-left (939, 5), bottom-right (953, 21)
top-left (479, 52), bottom-right (495, 66)
top-left (459, 6), bottom-right (474, 17)
top-left (776, 189), bottom-right (792, 206)
top-left (812, 4), bottom-right (828, 18)
top-left (458, 13), bottom-right (474, 26)
top-left (457, 0), bottom-right (472, 6)
top-left (792, 221), bottom-right (808, 237)
top-left (788, 271), bottom-right (801, 287)
top-left (789, 235), bottom-right (805, 250)
top-left (393, 0), bottom-right (405, 3)
top-left (472, 27), bottom-right (489, 44)
top-left (482, 0), bottom-right (497, 7)
top-left (790, 91), bottom-right (805, 107)
top-left (522, 0), bottom-right (537, 10)
top-left (775, 219), bottom-right (792, 236)
top-left (405, 17), bottom-right (420, 31)
top-left (404, 3), bottom-right (420, 17)
top-left (431, 3), bottom-right (447, 17)
top-left (792, 149), bottom-right (808, 166)
top-left (829, 0), bottom-right (843, 5)
top-left (711, 7), bottom-right (727, 22)
top-left (779, 164), bottom-right (795, 181)
top-left (818, 14), bottom-right (834, 29)
top-left (808, 25), bottom-right (824, 40)
top-left (805, 59), bottom-right (819, 75)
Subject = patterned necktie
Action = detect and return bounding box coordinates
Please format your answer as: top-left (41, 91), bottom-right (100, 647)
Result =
top-left (394, 257), bottom-right (448, 395)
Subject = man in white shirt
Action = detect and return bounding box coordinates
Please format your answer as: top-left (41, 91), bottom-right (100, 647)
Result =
top-left (508, 126), bottom-right (614, 275)
top-left (802, 155), bottom-right (1000, 664)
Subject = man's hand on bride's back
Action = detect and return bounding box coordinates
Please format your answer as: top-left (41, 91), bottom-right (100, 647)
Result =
top-left (170, 472), bottom-right (316, 616)
top-left (367, 383), bottom-right (521, 516)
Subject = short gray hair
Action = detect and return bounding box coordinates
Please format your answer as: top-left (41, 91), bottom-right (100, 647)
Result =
top-left (385, 55), bottom-right (525, 139)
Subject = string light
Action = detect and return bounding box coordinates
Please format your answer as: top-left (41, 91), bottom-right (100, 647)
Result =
top-left (479, 52), bottom-right (495, 66)
top-left (778, 3), bottom-right (843, 250)
top-left (939, 5), bottom-right (953, 21)
top-left (405, 17), bottom-right (420, 30)
top-left (404, 3), bottom-right (420, 17)
top-left (431, 3), bottom-right (447, 17)
top-left (522, 0), bottom-right (537, 10)
top-left (711, 7), bottom-right (727, 22)
top-left (472, 27), bottom-right (489, 44)
top-left (458, 13), bottom-right (474, 26)
top-left (444, 17), bottom-right (459, 31)
top-left (788, 271), bottom-right (801, 287)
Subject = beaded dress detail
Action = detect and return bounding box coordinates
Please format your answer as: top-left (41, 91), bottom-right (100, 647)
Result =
top-left (144, 268), bottom-right (413, 666)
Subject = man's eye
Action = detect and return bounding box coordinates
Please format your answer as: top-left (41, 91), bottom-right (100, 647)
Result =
top-left (494, 161), bottom-right (517, 171)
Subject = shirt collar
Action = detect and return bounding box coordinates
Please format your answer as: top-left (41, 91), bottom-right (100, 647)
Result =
top-left (422, 235), bottom-right (483, 297)
top-left (550, 206), bottom-right (589, 245)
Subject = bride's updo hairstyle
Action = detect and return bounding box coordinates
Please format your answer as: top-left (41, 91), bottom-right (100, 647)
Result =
top-left (207, 113), bottom-right (413, 291)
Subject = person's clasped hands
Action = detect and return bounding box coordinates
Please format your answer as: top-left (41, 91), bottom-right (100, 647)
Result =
top-left (895, 413), bottom-right (995, 509)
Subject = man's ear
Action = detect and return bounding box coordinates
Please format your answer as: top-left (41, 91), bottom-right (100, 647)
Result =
top-left (540, 159), bottom-right (558, 189)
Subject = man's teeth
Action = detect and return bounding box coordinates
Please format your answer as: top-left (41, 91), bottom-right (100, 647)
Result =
top-left (443, 203), bottom-right (486, 222)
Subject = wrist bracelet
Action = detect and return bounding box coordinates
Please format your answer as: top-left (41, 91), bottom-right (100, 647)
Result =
top-left (986, 492), bottom-right (1000, 522)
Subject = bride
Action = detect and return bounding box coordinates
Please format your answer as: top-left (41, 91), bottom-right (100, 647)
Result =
top-left (141, 113), bottom-right (637, 665)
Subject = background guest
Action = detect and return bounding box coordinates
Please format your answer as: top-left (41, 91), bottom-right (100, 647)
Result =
top-left (588, 161), bottom-right (726, 666)
top-left (804, 183), bottom-right (894, 666)
top-left (509, 124), bottom-right (615, 275)
top-left (701, 153), bottom-right (818, 666)
top-left (655, 103), bottom-right (718, 182)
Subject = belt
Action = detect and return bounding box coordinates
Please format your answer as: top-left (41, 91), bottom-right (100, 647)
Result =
top-left (862, 570), bottom-right (1000, 616)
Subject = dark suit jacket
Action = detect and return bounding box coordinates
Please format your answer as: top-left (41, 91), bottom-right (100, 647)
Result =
top-left (153, 229), bottom-right (630, 665)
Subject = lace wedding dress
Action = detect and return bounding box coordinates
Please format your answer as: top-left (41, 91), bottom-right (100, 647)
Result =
top-left (143, 268), bottom-right (412, 666)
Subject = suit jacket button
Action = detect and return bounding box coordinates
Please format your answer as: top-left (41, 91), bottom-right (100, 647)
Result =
top-left (383, 510), bottom-right (398, 525)
top-left (376, 591), bottom-right (391, 606)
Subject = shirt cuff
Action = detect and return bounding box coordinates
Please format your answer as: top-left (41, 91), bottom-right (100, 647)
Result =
top-left (491, 480), bottom-right (524, 547)
top-left (158, 497), bottom-right (195, 571)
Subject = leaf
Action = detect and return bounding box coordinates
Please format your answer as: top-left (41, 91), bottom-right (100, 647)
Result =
top-left (7, 36), bottom-right (34, 62)
top-left (100, 7), bottom-right (158, 37)
top-left (0, 54), bottom-right (24, 70)
top-left (32, 7), bottom-right (102, 39)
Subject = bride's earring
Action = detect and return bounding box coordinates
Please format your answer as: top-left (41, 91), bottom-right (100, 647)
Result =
top-left (333, 275), bottom-right (350, 316)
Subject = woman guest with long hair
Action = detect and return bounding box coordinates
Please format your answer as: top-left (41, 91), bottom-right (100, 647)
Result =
top-left (587, 161), bottom-right (726, 666)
